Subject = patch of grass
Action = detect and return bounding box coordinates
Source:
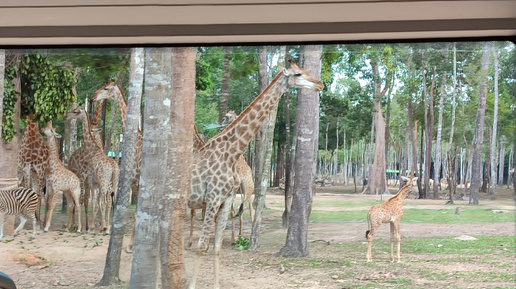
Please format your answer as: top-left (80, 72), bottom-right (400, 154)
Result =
top-left (403, 236), bottom-right (515, 255)
top-left (309, 208), bottom-right (515, 224)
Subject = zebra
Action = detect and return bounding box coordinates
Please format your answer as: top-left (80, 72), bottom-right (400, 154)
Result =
top-left (0, 187), bottom-right (38, 241)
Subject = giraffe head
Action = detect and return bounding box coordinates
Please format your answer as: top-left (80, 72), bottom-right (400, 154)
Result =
top-left (91, 81), bottom-right (116, 102)
top-left (400, 175), bottom-right (418, 186)
top-left (283, 62), bottom-right (324, 91)
top-left (221, 109), bottom-right (237, 127)
top-left (65, 104), bottom-right (84, 120)
top-left (42, 126), bottom-right (62, 140)
top-left (90, 81), bottom-right (126, 104)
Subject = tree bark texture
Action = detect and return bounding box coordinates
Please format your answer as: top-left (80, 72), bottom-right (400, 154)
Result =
top-left (218, 46), bottom-right (231, 124)
top-left (250, 46), bottom-right (272, 251)
top-left (423, 66), bottom-right (436, 199)
top-left (434, 45), bottom-right (448, 199)
top-left (166, 47), bottom-right (196, 288)
top-left (469, 42), bottom-right (492, 205)
top-left (362, 55), bottom-right (391, 195)
top-left (277, 45), bottom-right (322, 257)
top-left (489, 44), bottom-right (499, 197)
top-left (99, 48), bottom-right (144, 286)
top-left (129, 48), bottom-right (173, 289)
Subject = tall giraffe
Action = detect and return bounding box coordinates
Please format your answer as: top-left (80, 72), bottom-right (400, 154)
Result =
top-left (188, 62), bottom-right (323, 289)
top-left (90, 81), bottom-right (143, 199)
top-left (66, 104), bottom-right (119, 234)
top-left (42, 126), bottom-right (82, 233)
top-left (365, 175), bottom-right (418, 263)
top-left (16, 115), bottom-right (48, 227)
top-left (187, 117), bottom-right (255, 247)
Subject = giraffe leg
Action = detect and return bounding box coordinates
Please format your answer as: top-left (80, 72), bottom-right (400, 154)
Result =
top-left (213, 195), bottom-right (234, 289)
top-left (30, 212), bottom-right (37, 240)
top-left (366, 218), bottom-right (379, 263)
top-left (43, 189), bottom-right (59, 232)
top-left (64, 192), bottom-right (75, 232)
top-left (390, 222), bottom-right (396, 262)
top-left (90, 188), bottom-right (98, 234)
top-left (189, 206), bottom-right (216, 289)
top-left (395, 221), bottom-right (402, 263)
top-left (230, 204), bottom-right (236, 244)
top-left (72, 186), bottom-right (82, 233)
top-left (188, 209), bottom-right (196, 248)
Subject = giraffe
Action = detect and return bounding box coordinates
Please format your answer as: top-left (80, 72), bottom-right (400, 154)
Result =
top-left (187, 119), bottom-right (255, 247)
top-left (16, 115), bottom-right (48, 227)
top-left (66, 104), bottom-right (119, 234)
top-left (365, 175), bottom-right (418, 263)
top-left (90, 81), bottom-right (143, 200)
top-left (188, 62), bottom-right (323, 289)
top-left (220, 109), bottom-right (255, 243)
top-left (42, 126), bottom-right (82, 233)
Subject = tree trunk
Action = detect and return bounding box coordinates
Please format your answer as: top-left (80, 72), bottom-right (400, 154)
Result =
top-left (282, 47), bottom-right (293, 229)
top-left (498, 137), bottom-right (505, 186)
top-left (423, 65), bottom-right (436, 199)
top-left (434, 45), bottom-right (448, 199)
top-left (481, 127), bottom-right (491, 193)
top-left (166, 47), bottom-right (195, 289)
top-left (275, 141), bottom-right (284, 187)
top-left (0, 50), bottom-right (19, 235)
top-left (218, 46), bottom-right (231, 124)
top-left (489, 44), bottom-right (499, 198)
top-left (469, 42), bottom-right (492, 205)
top-left (277, 45), bottom-right (322, 257)
top-left (249, 46), bottom-right (272, 251)
top-left (362, 55), bottom-right (391, 195)
top-left (129, 48), bottom-right (173, 289)
top-left (99, 48), bottom-right (144, 286)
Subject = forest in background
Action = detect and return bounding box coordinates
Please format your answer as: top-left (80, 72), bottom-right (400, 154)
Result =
top-left (1, 41), bottom-right (515, 202)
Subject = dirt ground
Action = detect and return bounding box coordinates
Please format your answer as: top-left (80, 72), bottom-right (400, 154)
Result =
top-left (0, 185), bottom-right (514, 289)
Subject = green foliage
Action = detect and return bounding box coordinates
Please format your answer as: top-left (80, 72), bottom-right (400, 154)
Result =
top-left (1, 66), bottom-right (18, 142)
top-left (402, 236), bottom-right (515, 255)
top-left (2, 53), bottom-right (78, 142)
top-left (20, 54), bottom-right (77, 124)
top-left (233, 236), bottom-right (249, 251)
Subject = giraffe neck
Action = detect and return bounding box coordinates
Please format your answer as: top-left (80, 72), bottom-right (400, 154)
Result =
top-left (46, 136), bottom-right (61, 165)
top-left (78, 112), bottom-right (97, 149)
top-left (204, 71), bottom-right (288, 160)
top-left (113, 85), bottom-right (127, 132)
top-left (91, 99), bottom-right (104, 128)
top-left (389, 182), bottom-right (413, 204)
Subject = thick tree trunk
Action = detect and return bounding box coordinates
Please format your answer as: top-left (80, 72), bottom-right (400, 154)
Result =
top-left (277, 45), bottom-right (322, 257)
top-left (282, 49), bottom-right (293, 229)
top-left (249, 46), bottom-right (272, 251)
top-left (129, 48), bottom-right (173, 289)
top-left (362, 55), bottom-right (391, 195)
top-left (469, 42), bottom-right (492, 205)
top-left (99, 48), bottom-right (144, 286)
top-left (167, 47), bottom-right (195, 288)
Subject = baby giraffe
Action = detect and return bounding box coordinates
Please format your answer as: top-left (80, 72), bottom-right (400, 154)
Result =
top-left (365, 175), bottom-right (417, 263)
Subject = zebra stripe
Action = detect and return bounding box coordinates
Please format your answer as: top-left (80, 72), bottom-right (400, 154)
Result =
top-left (0, 187), bottom-right (38, 240)
top-left (0, 188), bottom-right (38, 215)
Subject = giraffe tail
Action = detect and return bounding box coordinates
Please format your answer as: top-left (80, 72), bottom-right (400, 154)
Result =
top-left (365, 230), bottom-right (371, 239)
